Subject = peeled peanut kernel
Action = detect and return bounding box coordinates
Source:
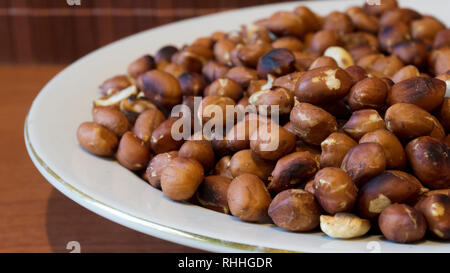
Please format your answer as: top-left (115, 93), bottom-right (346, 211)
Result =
top-left (324, 46), bottom-right (354, 69)
top-left (320, 213), bottom-right (371, 239)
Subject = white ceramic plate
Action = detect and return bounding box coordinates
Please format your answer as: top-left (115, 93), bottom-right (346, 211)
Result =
top-left (25, 0), bottom-right (450, 253)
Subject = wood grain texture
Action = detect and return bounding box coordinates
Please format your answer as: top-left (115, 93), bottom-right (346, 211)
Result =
top-left (0, 65), bottom-right (205, 253)
top-left (0, 0), bottom-right (292, 64)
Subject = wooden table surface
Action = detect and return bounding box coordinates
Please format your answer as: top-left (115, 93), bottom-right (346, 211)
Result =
top-left (0, 65), bottom-right (204, 253)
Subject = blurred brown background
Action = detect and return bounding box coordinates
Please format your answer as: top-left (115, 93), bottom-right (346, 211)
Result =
top-left (0, 0), bottom-right (294, 64)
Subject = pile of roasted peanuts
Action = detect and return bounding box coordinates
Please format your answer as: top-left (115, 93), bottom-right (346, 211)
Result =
top-left (77, 0), bottom-right (449, 244)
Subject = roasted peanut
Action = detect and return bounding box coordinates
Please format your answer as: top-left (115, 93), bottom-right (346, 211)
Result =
top-left (388, 77), bottom-right (446, 112)
top-left (438, 98), bottom-right (450, 132)
top-left (379, 8), bottom-right (421, 28)
top-left (346, 6), bottom-right (378, 34)
top-left (323, 46), bottom-right (355, 69)
top-left (116, 131), bottom-right (152, 171)
top-left (138, 70), bottom-right (182, 109)
top-left (227, 174), bottom-right (272, 222)
top-left (257, 48), bottom-right (295, 78)
top-left (119, 97), bottom-right (156, 124)
top-left (358, 170), bottom-right (425, 219)
top-left (133, 108), bottom-right (166, 144)
top-left (266, 11), bottom-right (306, 38)
top-left (295, 66), bottom-right (353, 105)
top-left (416, 194), bottom-right (450, 240)
top-left (179, 138), bottom-right (215, 170)
top-left (345, 65), bottom-right (369, 85)
top-left (273, 72), bottom-right (304, 93)
top-left (202, 61), bottom-right (229, 82)
top-left (429, 47), bottom-right (450, 76)
top-left (269, 189), bottom-right (321, 231)
top-left (359, 129), bottom-right (406, 170)
top-left (272, 36), bottom-right (303, 52)
top-left (249, 87), bottom-right (294, 115)
top-left (225, 66), bottom-right (258, 89)
top-left (177, 72), bottom-right (206, 96)
top-left (198, 95), bottom-right (236, 125)
top-left (204, 78), bottom-right (243, 102)
top-left (290, 103), bottom-right (338, 146)
top-left (161, 157), bottom-right (204, 201)
top-left (268, 151), bottom-right (319, 193)
top-left (406, 136), bottom-right (450, 189)
top-left (379, 204), bottom-right (427, 243)
top-left (250, 123), bottom-right (296, 161)
top-left (308, 30), bottom-right (340, 55)
top-left (434, 29), bottom-right (450, 50)
top-left (343, 109), bottom-right (385, 140)
top-left (320, 132), bottom-right (357, 168)
top-left (309, 56), bottom-right (338, 70)
top-left (320, 213), bottom-right (371, 239)
top-left (231, 40), bottom-right (272, 68)
top-left (128, 55), bottom-right (155, 78)
top-left (293, 5), bottom-right (321, 33)
top-left (196, 175), bottom-right (231, 214)
top-left (348, 77), bottom-right (388, 110)
top-left (150, 117), bottom-right (185, 154)
top-left (92, 107), bottom-right (131, 137)
top-left (392, 40), bottom-right (428, 68)
top-left (313, 167), bottom-right (358, 215)
top-left (341, 143), bottom-right (386, 187)
top-left (392, 65), bottom-right (421, 83)
top-left (378, 22), bottom-right (411, 53)
top-left (385, 103), bottom-right (444, 140)
top-left (144, 151), bottom-right (178, 189)
top-left (411, 16), bottom-right (445, 43)
top-left (99, 75), bottom-right (132, 96)
top-left (77, 122), bottom-right (118, 157)
top-left (322, 11), bottom-right (354, 35)
top-left (214, 155), bottom-right (233, 179)
top-left (229, 149), bottom-right (275, 181)
top-left (155, 45), bottom-right (178, 63)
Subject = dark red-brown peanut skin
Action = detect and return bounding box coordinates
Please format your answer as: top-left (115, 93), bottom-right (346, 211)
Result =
top-left (227, 174), bottom-right (272, 222)
top-left (179, 139), bottom-right (215, 171)
top-left (359, 129), bottom-right (406, 170)
top-left (77, 122), bottom-right (118, 157)
top-left (358, 170), bottom-right (425, 219)
top-left (379, 204), bottom-right (427, 243)
top-left (385, 103), bottom-right (441, 140)
top-left (268, 189), bottom-right (321, 232)
top-left (250, 124), bottom-right (296, 161)
top-left (116, 132), bottom-right (152, 171)
top-left (320, 132), bottom-right (357, 168)
top-left (144, 151), bottom-right (178, 189)
top-left (290, 103), bottom-right (338, 146)
top-left (133, 108), bottom-right (166, 144)
top-left (196, 175), bottom-right (231, 214)
top-left (295, 66), bottom-right (353, 105)
top-left (99, 75), bottom-right (131, 95)
top-left (313, 167), bottom-right (358, 215)
top-left (150, 117), bottom-right (184, 155)
top-left (438, 98), bottom-right (450, 132)
top-left (138, 70), bottom-right (182, 109)
top-left (160, 157), bottom-right (204, 201)
top-left (92, 107), bottom-right (131, 137)
top-left (415, 194), bottom-right (450, 240)
top-left (341, 143), bottom-right (386, 188)
top-left (268, 151), bottom-right (319, 193)
top-left (257, 48), bottom-right (295, 78)
top-left (348, 77), bottom-right (388, 111)
top-left (406, 136), bottom-right (450, 189)
top-left (388, 77), bottom-right (446, 112)
top-left (342, 109), bottom-right (385, 141)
